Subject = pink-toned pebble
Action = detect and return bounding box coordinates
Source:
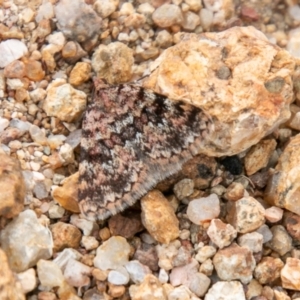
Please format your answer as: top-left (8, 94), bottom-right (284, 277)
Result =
top-left (265, 206), bottom-right (284, 223)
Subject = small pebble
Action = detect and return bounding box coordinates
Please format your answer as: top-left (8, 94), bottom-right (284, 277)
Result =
top-left (108, 267), bottom-right (130, 285)
top-left (94, 236), bottom-right (131, 271)
top-left (187, 194), bottom-right (220, 225)
top-left (237, 232), bottom-right (263, 253)
top-left (266, 225), bottom-right (293, 256)
top-left (152, 4), bottom-right (183, 28)
top-left (195, 245), bottom-right (217, 263)
top-left (81, 236), bottom-right (99, 251)
top-left (48, 204), bottom-right (65, 219)
top-left (173, 178), bottom-right (194, 200)
top-left (264, 206), bottom-right (283, 223)
top-left (64, 258), bottom-right (91, 287)
top-left (125, 260), bottom-right (151, 284)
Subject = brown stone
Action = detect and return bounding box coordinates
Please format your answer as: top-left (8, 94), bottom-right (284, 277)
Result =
top-left (0, 248), bottom-right (25, 300)
top-left (283, 212), bottom-right (300, 242)
top-left (99, 227), bottom-right (111, 241)
top-left (91, 42), bottom-right (134, 84)
top-left (181, 154), bottom-right (217, 189)
top-left (108, 283), bottom-right (126, 298)
top-left (41, 50), bottom-right (56, 72)
top-left (0, 24), bottom-right (9, 37)
top-left (108, 213), bottom-right (144, 239)
top-left (24, 59), bottom-right (45, 81)
top-left (3, 60), bottom-right (25, 78)
top-left (50, 222), bottom-right (82, 252)
top-left (249, 171), bottom-right (270, 189)
top-left (244, 139), bottom-right (277, 176)
top-left (1, 30), bottom-right (24, 40)
top-left (62, 41), bottom-right (87, 64)
top-left (143, 27), bottom-right (294, 157)
top-left (134, 244), bottom-right (159, 272)
top-left (254, 257), bottom-right (284, 284)
top-left (0, 127), bottom-right (23, 145)
top-left (225, 182), bottom-right (245, 201)
top-left (52, 172), bottom-right (80, 213)
top-left (15, 88), bottom-right (30, 102)
top-left (0, 153), bottom-right (25, 219)
top-left (141, 190), bottom-right (179, 244)
top-left (227, 196), bottom-right (265, 233)
top-left (265, 134), bottom-right (300, 216)
top-left (240, 4), bottom-right (259, 21)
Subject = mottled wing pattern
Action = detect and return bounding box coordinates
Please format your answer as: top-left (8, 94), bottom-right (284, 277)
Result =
top-left (79, 79), bottom-right (213, 221)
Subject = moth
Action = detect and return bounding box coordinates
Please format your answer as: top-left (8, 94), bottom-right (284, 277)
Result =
top-left (78, 79), bottom-right (213, 221)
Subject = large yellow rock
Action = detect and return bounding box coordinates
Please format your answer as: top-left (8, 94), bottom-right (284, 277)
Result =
top-left (143, 26), bottom-right (295, 156)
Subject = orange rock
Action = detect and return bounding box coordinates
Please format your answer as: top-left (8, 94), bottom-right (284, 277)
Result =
top-left (50, 222), bottom-right (82, 252)
top-left (1, 30), bottom-right (24, 40)
top-left (4, 60), bottom-right (25, 78)
top-left (141, 190), bottom-right (179, 244)
top-left (52, 172), bottom-right (80, 213)
top-left (69, 62), bottom-right (91, 86)
top-left (41, 50), bottom-right (56, 72)
top-left (24, 59), bottom-right (45, 81)
top-left (62, 41), bottom-right (87, 64)
top-left (15, 88), bottom-right (29, 102)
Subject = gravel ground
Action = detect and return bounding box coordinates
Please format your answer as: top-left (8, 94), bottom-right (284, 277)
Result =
top-left (0, 0), bottom-right (300, 299)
